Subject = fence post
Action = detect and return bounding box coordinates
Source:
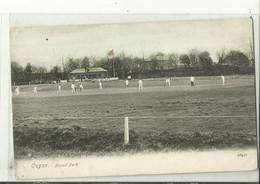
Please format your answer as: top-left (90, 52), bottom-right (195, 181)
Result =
top-left (124, 116), bottom-right (129, 144)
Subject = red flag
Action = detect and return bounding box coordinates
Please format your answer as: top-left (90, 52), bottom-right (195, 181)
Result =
top-left (108, 49), bottom-right (114, 57)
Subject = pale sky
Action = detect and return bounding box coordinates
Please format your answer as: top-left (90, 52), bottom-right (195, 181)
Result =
top-left (10, 18), bottom-right (253, 69)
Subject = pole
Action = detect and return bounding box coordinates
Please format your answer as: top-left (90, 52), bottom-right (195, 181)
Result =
top-left (113, 57), bottom-right (115, 77)
top-left (124, 116), bottom-right (129, 144)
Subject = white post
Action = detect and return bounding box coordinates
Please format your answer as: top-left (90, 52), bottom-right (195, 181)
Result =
top-left (124, 116), bottom-right (129, 144)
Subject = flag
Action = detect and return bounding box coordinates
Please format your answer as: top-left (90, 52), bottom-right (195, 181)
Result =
top-left (108, 49), bottom-right (114, 57)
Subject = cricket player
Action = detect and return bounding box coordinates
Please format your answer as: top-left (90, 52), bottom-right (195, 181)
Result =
top-left (71, 83), bottom-right (76, 93)
top-left (79, 83), bottom-right (83, 91)
top-left (58, 84), bottom-right (61, 92)
top-left (99, 79), bottom-right (102, 89)
top-left (126, 79), bottom-right (129, 87)
top-left (190, 76), bottom-right (195, 86)
top-left (15, 86), bottom-right (20, 95)
top-left (165, 78), bottom-right (170, 87)
top-left (138, 79), bottom-right (143, 90)
top-left (221, 74), bottom-right (225, 85)
top-left (33, 86), bottom-right (37, 94)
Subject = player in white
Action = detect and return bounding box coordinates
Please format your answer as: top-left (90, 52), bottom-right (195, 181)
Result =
top-left (190, 76), bottom-right (195, 86)
top-left (33, 86), bottom-right (37, 94)
top-left (71, 83), bottom-right (76, 93)
top-left (98, 79), bottom-right (102, 89)
top-left (138, 79), bottom-right (143, 90)
top-left (15, 86), bottom-right (20, 95)
top-left (221, 74), bottom-right (225, 85)
top-left (165, 77), bottom-right (170, 87)
top-left (125, 79), bottom-right (129, 87)
top-left (58, 84), bottom-right (61, 92)
top-left (79, 83), bottom-right (83, 91)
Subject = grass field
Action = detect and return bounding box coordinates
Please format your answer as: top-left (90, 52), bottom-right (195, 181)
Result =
top-left (12, 75), bottom-right (257, 159)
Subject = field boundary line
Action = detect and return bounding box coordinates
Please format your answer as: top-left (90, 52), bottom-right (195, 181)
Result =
top-left (15, 115), bottom-right (256, 120)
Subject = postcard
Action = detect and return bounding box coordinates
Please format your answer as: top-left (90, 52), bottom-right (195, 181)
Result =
top-left (10, 16), bottom-right (257, 179)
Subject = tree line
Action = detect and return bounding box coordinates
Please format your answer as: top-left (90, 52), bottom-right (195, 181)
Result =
top-left (11, 49), bottom-right (254, 85)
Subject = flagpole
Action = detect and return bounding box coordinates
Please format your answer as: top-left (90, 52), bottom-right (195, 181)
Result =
top-left (113, 56), bottom-right (115, 77)
top-left (108, 49), bottom-right (115, 77)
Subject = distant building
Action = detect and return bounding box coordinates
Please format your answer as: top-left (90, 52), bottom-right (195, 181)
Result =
top-left (86, 67), bottom-right (108, 79)
top-left (70, 67), bottom-right (108, 81)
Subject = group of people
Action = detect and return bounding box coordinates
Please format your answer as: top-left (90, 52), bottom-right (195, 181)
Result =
top-left (70, 83), bottom-right (85, 93)
top-left (70, 83), bottom-right (78, 93)
top-left (70, 79), bottom-right (103, 93)
top-left (189, 75), bottom-right (225, 86)
top-left (126, 79), bottom-right (143, 90)
top-left (125, 79), bottom-right (142, 90)
top-left (13, 75), bottom-right (226, 95)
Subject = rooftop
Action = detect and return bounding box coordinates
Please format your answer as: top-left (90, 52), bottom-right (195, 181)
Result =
top-left (70, 67), bottom-right (107, 74)
top-left (70, 68), bottom-right (86, 74)
top-left (87, 67), bottom-right (107, 73)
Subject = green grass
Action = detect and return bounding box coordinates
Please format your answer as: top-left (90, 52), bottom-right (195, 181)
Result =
top-left (12, 76), bottom-right (257, 159)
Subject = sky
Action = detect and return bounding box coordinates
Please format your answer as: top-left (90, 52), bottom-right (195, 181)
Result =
top-left (10, 17), bottom-right (253, 69)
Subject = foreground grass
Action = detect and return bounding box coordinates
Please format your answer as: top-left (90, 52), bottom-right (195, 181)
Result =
top-left (12, 80), bottom-right (257, 159)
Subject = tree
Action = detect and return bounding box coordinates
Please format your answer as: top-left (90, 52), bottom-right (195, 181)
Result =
top-left (94, 57), bottom-right (112, 76)
top-left (148, 54), bottom-right (159, 70)
top-left (198, 51), bottom-right (213, 68)
top-left (130, 57), bottom-right (143, 73)
top-left (156, 52), bottom-right (164, 61)
top-left (24, 63), bottom-right (33, 83)
top-left (11, 62), bottom-right (24, 85)
top-left (216, 48), bottom-right (227, 65)
top-left (117, 53), bottom-right (132, 78)
top-left (37, 66), bottom-right (48, 83)
top-left (109, 53), bottom-right (132, 78)
top-left (179, 54), bottom-right (190, 66)
top-left (50, 65), bottom-right (62, 81)
top-left (224, 50), bottom-right (250, 67)
top-left (31, 66), bottom-right (39, 73)
top-left (30, 65), bottom-right (44, 82)
top-left (81, 56), bottom-right (90, 68)
top-left (167, 53), bottom-right (179, 67)
top-left (64, 58), bottom-right (80, 73)
top-left (38, 66), bottom-right (48, 74)
top-left (156, 52), bottom-right (173, 69)
top-left (188, 49), bottom-right (200, 66)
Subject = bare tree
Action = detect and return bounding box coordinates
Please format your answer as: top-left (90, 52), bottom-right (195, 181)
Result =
top-left (216, 48), bottom-right (227, 65)
top-left (168, 53), bottom-right (179, 67)
top-left (188, 49), bottom-right (200, 66)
